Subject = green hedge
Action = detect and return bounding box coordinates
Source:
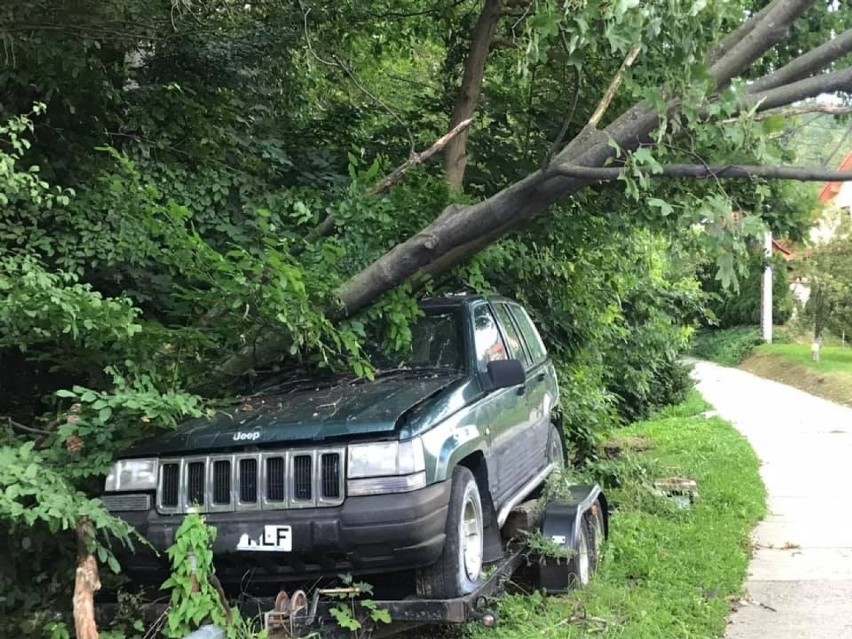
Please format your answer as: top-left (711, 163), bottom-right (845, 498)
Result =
top-left (690, 327), bottom-right (763, 366)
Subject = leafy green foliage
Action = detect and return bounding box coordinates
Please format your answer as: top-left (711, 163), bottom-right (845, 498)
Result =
top-left (802, 216), bottom-right (852, 340)
top-left (691, 327), bottom-right (763, 366)
top-left (700, 251), bottom-right (794, 329)
top-left (326, 575), bottom-right (391, 638)
top-left (161, 513), bottom-right (232, 638)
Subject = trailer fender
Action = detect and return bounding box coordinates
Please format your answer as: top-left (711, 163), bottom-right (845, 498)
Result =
top-left (537, 484), bottom-right (606, 593)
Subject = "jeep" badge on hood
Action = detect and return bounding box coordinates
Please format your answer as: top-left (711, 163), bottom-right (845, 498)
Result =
top-left (233, 430), bottom-right (261, 442)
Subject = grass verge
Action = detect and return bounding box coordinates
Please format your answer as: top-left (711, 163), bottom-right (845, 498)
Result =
top-left (468, 390), bottom-right (766, 639)
top-left (741, 343), bottom-right (852, 407)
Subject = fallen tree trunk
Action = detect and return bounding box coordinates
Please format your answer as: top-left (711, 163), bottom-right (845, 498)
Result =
top-left (216, 0), bottom-right (852, 380)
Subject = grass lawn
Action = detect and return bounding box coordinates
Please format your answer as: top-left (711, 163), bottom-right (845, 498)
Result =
top-left (466, 391), bottom-right (766, 639)
top-left (754, 343), bottom-right (852, 375)
top-left (741, 343), bottom-right (852, 406)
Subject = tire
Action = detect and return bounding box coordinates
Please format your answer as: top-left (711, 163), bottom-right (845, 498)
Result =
top-left (586, 501), bottom-right (606, 573)
top-left (415, 466), bottom-right (484, 598)
top-left (548, 424), bottom-right (565, 468)
top-left (568, 516), bottom-right (594, 588)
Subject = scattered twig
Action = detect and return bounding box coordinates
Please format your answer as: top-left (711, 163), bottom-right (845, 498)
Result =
top-left (306, 118), bottom-right (475, 241)
top-left (542, 52), bottom-right (581, 168)
top-left (2, 415), bottom-right (52, 436)
top-left (370, 118), bottom-right (474, 195)
top-left (587, 44), bottom-right (642, 128)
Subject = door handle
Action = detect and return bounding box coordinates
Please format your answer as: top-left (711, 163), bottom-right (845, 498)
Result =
top-left (536, 372), bottom-right (546, 382)
top-left (516, 385), bottom-right (526, 396)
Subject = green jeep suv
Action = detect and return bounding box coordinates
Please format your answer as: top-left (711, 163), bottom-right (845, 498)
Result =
top-left (102, 295), bottom-right (564, 598)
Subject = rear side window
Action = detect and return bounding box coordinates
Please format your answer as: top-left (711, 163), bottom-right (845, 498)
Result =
top-left (472, 304), bottom-right (507, 372)
top-left (510, 305), bottom-right (547, 364)
top-left (493, 303), bottom-right (532, 368)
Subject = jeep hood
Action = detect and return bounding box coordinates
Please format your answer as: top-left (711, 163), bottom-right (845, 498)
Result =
top-left (123, 373), bottom-right (464, 457)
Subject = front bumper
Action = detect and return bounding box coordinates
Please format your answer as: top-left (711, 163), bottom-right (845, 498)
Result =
top-left (112, 480), bottom-right (451, 586)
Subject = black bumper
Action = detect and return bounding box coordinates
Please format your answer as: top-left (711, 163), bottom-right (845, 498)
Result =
top-left (114, 481), bottom-right (451, 586)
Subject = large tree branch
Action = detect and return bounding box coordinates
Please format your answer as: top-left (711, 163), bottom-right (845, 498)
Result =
top-left (748, 28), bottom-right (852, 94)
top-left (333, 21), bottom-right (848, 318)
top-left (745, 67), bottom-right (852, 114)
top-left (335, 13), bottom-right (845, 316)
top-left (418, 68), bottom-right (852, 284)
top-left (553, 164), bottom-right (852, 182)
top-left (709, 0), bottom-right (817, 90)
top-left (707, 0), bottom-right (781, 65)
top-left (724, 103), bottom-right (852, 123)
top-left (443, 0), bottom-right (503, 191)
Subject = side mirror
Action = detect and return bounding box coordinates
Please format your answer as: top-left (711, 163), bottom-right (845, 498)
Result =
top-left (486, 359), bottom-right (525, 389)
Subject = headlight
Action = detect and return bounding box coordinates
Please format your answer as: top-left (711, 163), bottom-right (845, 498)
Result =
top-left (104, 458), bottom-right (159, 492)
top-left (347, 438), bottom-right (425, 478)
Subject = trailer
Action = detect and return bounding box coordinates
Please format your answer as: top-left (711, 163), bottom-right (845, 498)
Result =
top-left (256, 485), bottom-right (606, 638)
top-left (98, 484), bottom-right (607, 638)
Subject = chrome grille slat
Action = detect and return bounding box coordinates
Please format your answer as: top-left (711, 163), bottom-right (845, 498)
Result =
top-left (266, 457), bottom-right (285, 502)
top-left (187, 461), bottom-right (205, 506)
top-left (212, 460), bottom-right (231, 504)
top-left (239, 458), bottom-right (258, 503)
top-left (155, 447), bottom-right (345, 514)
top-left (292, 454), bottom-right (312, 501)
top-left (321, 453), bottom-right (341, 499)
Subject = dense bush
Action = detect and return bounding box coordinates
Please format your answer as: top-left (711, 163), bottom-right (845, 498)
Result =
top-left (691, 327), bottom-right (764, 366)
top-left (701, 251), bottom-right (794, 328)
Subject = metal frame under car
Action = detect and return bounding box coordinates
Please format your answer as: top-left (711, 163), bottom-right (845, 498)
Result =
top-left (261, 484), bottom-right (608, 639)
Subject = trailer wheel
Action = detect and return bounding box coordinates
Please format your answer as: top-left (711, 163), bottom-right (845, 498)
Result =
top-left (416, 466), bottom-right (484, 598)
top-left (587, 501), bottom-right (606, 572)
top-left (569, 517), bottom-right (594, 588)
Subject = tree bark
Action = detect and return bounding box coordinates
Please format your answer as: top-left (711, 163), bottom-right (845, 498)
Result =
top-left (443, 0), bottom-right (503, 191)
top-left (554, 164), bottom-right (852, 182)
top-left (707, 0), bottom-right (781, 65)
top-left (708, 0), bottom-right (817, 89)
top-left (748, 28), bottom-right (852, 94)
top-left (73, 519), bottom-right (101, 639)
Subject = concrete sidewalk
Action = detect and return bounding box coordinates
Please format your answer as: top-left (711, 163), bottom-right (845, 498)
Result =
top-left (692, 361), bottom-right (852, 638)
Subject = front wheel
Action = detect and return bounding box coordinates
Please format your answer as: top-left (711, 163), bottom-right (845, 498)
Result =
top-left (415, 466), bottom-right (484, 598)
top-left (547, 424), bottom-right (565, 468)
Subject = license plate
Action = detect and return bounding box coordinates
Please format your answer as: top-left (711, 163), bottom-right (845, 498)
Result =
top-left (236, 525), bottom-right (292, 552)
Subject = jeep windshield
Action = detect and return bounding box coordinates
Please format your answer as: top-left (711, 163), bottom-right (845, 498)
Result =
top-left (364, 309), bottom-right (465, 374)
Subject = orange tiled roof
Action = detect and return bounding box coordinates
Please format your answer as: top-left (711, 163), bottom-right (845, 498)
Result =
top-left (819, 151), bottom-right (852, 204)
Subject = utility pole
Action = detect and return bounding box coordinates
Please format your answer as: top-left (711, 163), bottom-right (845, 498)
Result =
top-left (761, 230), bottom-right (773, 343)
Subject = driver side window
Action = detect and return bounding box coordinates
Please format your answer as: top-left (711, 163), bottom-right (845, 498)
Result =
top-left (472, 304), bottom-right (507, 372)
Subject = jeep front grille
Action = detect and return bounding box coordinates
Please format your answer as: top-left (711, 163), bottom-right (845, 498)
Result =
top-left (156, 448), bottom-right (345, 514)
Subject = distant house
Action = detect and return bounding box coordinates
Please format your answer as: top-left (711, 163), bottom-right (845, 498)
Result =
top-left (819, 152), bottom-right (852, 212)
top-left (813, 152), bottom-right (852, 244)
